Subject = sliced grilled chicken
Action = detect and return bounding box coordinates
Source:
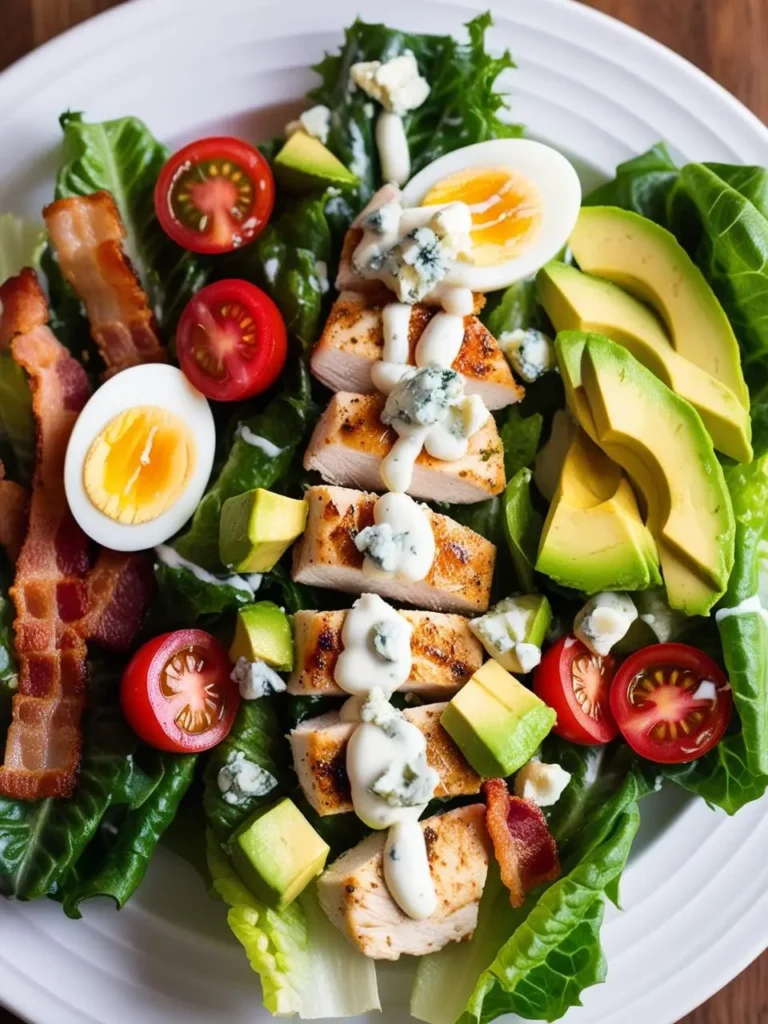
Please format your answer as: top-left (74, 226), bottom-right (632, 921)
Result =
top-left (290, 703), bottom-right (481, 816)
top-left (317, 804), bottom-right (491, 959)
top-left (292, 486), bottom-right (496, 614)
top-left (303, 392), bottom-right (505, 504)
top-left (312, 291), bottom-right (523, 411)
top-left (289, 608), bottom-right (483, 698)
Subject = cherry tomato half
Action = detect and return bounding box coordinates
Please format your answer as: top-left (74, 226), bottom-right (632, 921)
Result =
top-left (609, 643), bottom-right (732, 764)
top-left (121, 629), bottom-right (239, 753)
top-left (534, 635), bottom-right (619, 745)
top-left (154, 136), bottom-right (275, 254)
top-left (176, 279), bottom-right (288, 402)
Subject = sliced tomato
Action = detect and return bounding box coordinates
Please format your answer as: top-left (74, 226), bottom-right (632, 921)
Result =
top-left (534, 634), bottom-right (619, 745)
top-left (121, 629), bottom-right (239, 753)
top-left (154, 136), bottom-right (274, 253)
top-left (176, 279), bottom-right (287, 401)
top-left (609, 643), bottom-right (732, 764)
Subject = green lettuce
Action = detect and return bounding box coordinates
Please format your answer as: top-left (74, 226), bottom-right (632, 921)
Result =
top-left (53, 112), bottom-right (210, 336)
top-left (661, 733), bottom-right (768, 814)
top-left (61, 753), bottom-right (196, 918)
top-left (152, 557), bottom-right (255, 630)
top-left (411, 744), bottom-right (642, 1024)
top-left (203, 700), bottom-right (286, 841)
top-left (0, 213), bottom-right (46, 284)
top-left (207, 831), bottom-right (380, 1017)
top-left (498, 407), bottom-right (543, 479)
top-left (173, 360), bottom-right (312, 569)
top-left (584, 143), bottom-right (678, 224)
top-left (309, 13), bottom-right (521, 200)
top-left (502, 468), bottom-right (542, 592)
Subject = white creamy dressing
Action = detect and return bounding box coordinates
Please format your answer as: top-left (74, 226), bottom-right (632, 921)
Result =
top-left (715, 594), bottom-right (768, 625)
top-left (237, 424), bottom-right (285, 458)
top-left (345, 689), bottom-right (439, 920)
top-left (379, 365), bottom-right (488, 492)
top-left (354, 491), bottom-right (436, 582)
top-left (154, 545), bottom-right (256, 596)
top-left (334, 593), bottom-right (413, 695)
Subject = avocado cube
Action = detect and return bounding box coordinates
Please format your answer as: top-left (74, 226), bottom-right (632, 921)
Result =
top-left (230, 601), bottom-right (294, 672)
top-left (274, 132), bottom-right (358, 192)
top-left (441, 660), bottom-right (556, 778)
top-left (229, 798), bottom-right (329, 909)
top-left (219, 488), bottom-right (308, 573)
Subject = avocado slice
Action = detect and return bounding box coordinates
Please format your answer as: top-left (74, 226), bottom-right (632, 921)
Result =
top-left (228, 798), bottom-right (329, 909)
top-left (537, 262), bottom-right (752, 463)
top-left (273, 132), bottom-right (358, 192)
top-left (441, 659), bottom-right (556, 778)
top-left (536, 427), bottom-right (661, 594)
top-left (219, 488), bottom-right (308, 573)
top-left (568, 207), bottom-right (749, 408)
top-left (557, 331), bottom-right (735, 615)
top-left (230, 601), bottom-right (293, 671)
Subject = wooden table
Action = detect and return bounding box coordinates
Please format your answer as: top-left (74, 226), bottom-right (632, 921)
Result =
top-left (0, 0), bottom-right (766, 1021)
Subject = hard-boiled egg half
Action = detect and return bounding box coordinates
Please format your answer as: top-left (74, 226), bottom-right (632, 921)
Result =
top-left (65, 365), bottom-right (215, 551)
top-left (401, 138), bottom-right (581, 290)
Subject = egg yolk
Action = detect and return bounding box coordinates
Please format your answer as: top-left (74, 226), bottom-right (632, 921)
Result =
top-left (422, 167), bottom-right (542, 267)
top-left (83, 406), bottom-right (196, 525)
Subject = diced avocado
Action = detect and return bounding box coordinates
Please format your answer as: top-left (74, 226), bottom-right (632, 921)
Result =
top-left (558, 331), bottom-right (735, 615)
top-left (274, 132), bottom-right (358, 192)
top-left (228, 798), bottom-right (329, 909)
top-left (537, 262), bottom-right (752, 462)
top-left (230, 601), bottom-right (293, 671)
top-left (470, 595), bottom-right (552, 674)
top-left (536, 427), bottom-right (661, 594)
top-left (502, 469), bottom-right (543, 593)
top-left (219, 488), bottom-right (308, 573)
top-left (441, 659), bottom-right (556, 778)
top-left (568, 207), bottom-right (749, 408)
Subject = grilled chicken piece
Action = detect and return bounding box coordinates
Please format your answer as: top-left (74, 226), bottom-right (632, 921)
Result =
top-left (303, 392), bottom-right (505, 504)
top-left (290, 703), bottom-right (481, 816)
top-left (292, 486), bottom-right (496, 614)
top-left (289, 608), bottom-right (483, 697)
top-left (312, 291), bottom-right (522, 411)
top-left (317, 804), bottom-right (491, 959)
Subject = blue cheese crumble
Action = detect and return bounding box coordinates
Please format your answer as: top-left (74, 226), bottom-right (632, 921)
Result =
top-left (574, 592), bottom-right (637, 657)
top-left (499, 327), bottom-right (555, 383)
top-left (217, 751), bottom-right (277, 806)
top-left (230, 657), bottom-right (287, 700)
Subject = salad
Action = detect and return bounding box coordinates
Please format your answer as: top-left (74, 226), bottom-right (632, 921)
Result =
top-left (1, 12), bottom-right (767, 1023)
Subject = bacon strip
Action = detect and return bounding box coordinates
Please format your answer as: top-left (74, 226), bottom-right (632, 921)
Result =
top-left (0, 270), bottom-right (92, 801)
top-left (0, 464), bottom-right (27, 562)
top-left (83, 549), bottom-right (155, 652)
top-left (483, 778), bottom-right (561, 908)
top-left (44, 191), bottom-right (167, 376)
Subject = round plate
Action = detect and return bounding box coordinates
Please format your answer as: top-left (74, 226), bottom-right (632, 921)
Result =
top-left (1, 1), bottom-right (767, 1022)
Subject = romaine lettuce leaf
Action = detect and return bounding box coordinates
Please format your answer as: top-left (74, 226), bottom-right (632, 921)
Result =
top-left (203, 699), bottom-right (286, 841)
top-left (498, 407), bottom-right (543, 479)
top-left (60, 753), bottom-right (196, 919)
top-left (411, 746), bottom-right (642, 1024)
top-left (173, 360), bottom-right (312, 569)
top-left (152, 558), bottom-right (255, 630)
top-left (660, 733), bottom-right (768, 814)
top-left (502, 468), bottom-right (542, 592)
top-left (207, 831), bottom-right (380, 1018)
top-left (54, 112), bottom-right (210, 335)
top-left (0, 213), bottom-right (46, 284)
top-left (584, 143), bottom-right (678, 224)
top-left (309, 13), bottom-right (522, 200)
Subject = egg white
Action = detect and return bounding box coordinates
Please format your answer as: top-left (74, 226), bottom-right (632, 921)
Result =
top-left (401, 138), bottom-right (582, 291)
top-left (64, 365), bottom-right (216, 552)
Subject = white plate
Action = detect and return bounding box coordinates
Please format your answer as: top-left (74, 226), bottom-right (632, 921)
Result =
top-left (1, 1), bottom-right (767, 1022)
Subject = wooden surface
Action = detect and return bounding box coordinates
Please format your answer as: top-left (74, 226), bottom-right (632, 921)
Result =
top-left (0, 0), bottom-right (766, 1021)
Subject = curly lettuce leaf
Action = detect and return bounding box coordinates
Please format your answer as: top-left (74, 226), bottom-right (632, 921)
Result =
top-left (584, 143), bottom-right (678, 224)
top-left (54, 112), bottom-right (210, 336)
top-left (203, 700), bottom-right (286, 841)
top-left (412, 750), bottom-right (642, 1024)
top-left (309, 13), bottom-right (521, 200)
top-left (207, 831), bottom-right (380, 1018)
top-left (60, 753), bottom-right (196, 919)
top-left (173, 360), bottom-right (312, 569)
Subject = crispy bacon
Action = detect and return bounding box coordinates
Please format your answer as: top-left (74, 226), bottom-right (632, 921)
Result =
top-left (0, 464), bottom-right (27, 562)
top-left (0, 270), bottom-right (92, 801)
top-left (84, 549), bottom-right (155, 652)
top-left (483, 778), bottom-right (561, 908)
top-left (44, 191), bottom-right (167, 376)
